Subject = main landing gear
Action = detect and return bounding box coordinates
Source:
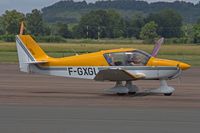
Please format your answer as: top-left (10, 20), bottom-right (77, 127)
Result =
top-left (106, 81), bottom-right (138, 95)
top-left (125, 81), bottom-right (139, 95)
top-left (106, 80), bottom-right (175, 96)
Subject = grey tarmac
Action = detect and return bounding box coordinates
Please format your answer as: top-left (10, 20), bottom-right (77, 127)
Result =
top-left (0, 64), bottom-right (200, 133)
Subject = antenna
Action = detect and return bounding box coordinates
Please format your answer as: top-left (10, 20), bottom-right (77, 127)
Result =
top-left (71, 48), bottom-right (79, 56)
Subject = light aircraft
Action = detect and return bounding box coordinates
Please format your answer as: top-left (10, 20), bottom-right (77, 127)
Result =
top-left (16, 29), bottom-right (190, 96)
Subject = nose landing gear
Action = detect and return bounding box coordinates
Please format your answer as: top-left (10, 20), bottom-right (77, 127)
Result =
top-left (145, 80), bottom-right (175, 96)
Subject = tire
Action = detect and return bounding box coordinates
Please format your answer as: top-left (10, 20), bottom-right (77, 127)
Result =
top-left (117, 93), bottom-right (127, 96)
top-left (128, 92), bottom-right (136, 95)
top-left (164, 93), bottom-right (172, 96)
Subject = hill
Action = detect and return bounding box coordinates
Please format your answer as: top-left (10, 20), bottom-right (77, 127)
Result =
top-left (42, 0), bottom-right (200, 24)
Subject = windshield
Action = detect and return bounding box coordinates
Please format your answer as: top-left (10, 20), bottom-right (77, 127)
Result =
top-left (104, 50), bottom-right (151, 66)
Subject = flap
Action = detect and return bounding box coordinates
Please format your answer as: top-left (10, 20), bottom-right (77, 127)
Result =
top-left (94, 69), bottom-right (145, 81)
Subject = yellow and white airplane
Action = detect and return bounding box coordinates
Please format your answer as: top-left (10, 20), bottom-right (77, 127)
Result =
top-left (16, 35), bottom-right (190, 96)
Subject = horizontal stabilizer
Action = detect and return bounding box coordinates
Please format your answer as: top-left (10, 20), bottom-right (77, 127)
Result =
top-left (94, 69), bottom-right (145, 81)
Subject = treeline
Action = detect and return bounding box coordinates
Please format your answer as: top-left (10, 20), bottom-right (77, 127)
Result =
top-left (0, 10), bottom-right (50, 41)
top-left (42, 0), bottom-right (200, 23)
top-left (0, 9), bottom-right (200, 44)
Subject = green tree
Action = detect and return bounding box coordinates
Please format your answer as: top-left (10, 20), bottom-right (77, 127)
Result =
top-left (140, 21), bottom-right (158, 42)
top-left (182, 24), bottom-right (193, 38)
top-left (193, 24), bottom-right (200, 44)
top-left (75, 10), bottom-right (125, 39)
top-left (147, 9), bottom-right (183, 38)
top-left (72, 24), bottom-right (81, 38)
top-left (106, 10), bottom-right (125, 38)
top-left (197, 18), bottom-right (200, 24)
top-left (2, 10), bottom-right (25, 34)
top-left (126, 13), bottom-right (145, 38)
top-left (76, 10), bottom-right (108, 39)
top-left (57, 23), bottom-right (71, 38)
top-left (26, 9), bottom-right (45, 36)
top-left (0, 16), bottom-right (5, 35)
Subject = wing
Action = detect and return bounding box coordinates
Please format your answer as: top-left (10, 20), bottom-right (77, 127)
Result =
top-left (94, 69), bottom-right (145, 81)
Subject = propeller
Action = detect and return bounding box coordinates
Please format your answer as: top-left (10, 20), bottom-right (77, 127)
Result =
top-left (174, 65), bottom-right (183, 90)
top-left (176, 70), bottom-right (183, 91)
top-left (151, 37), bottom-right (164, 57)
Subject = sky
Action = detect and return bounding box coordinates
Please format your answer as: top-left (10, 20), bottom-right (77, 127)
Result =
top-left (0, 0), bottom-right (199, 15)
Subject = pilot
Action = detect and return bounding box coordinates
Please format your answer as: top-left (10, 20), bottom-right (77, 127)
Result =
top-left (128, 56), bottom-right (142, 66)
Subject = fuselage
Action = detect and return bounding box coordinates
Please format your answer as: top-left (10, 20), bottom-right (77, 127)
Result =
top-left (31, 48), bottom-right (189, 80)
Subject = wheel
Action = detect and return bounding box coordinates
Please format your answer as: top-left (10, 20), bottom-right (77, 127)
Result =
top-left (164, 93), bottom-right (172, 96)
top-left (128, 92), bottom-right (136, 95)
top-left (117, 93), bottom-right (127, 96)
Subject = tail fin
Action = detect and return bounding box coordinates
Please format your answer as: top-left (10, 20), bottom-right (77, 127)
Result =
top-left (16, 35), bottom-right (48, 72)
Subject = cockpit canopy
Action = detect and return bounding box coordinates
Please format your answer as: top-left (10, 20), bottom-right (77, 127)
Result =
top-left (104, 50), bottom-right (151, 66)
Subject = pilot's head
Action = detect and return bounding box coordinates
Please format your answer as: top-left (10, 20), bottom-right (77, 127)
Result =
top-left (131, 56), bottom-right (141, 64)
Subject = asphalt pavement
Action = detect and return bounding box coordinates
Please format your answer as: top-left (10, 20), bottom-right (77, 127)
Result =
top-left (0, 64), bottom-right (200, 133)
